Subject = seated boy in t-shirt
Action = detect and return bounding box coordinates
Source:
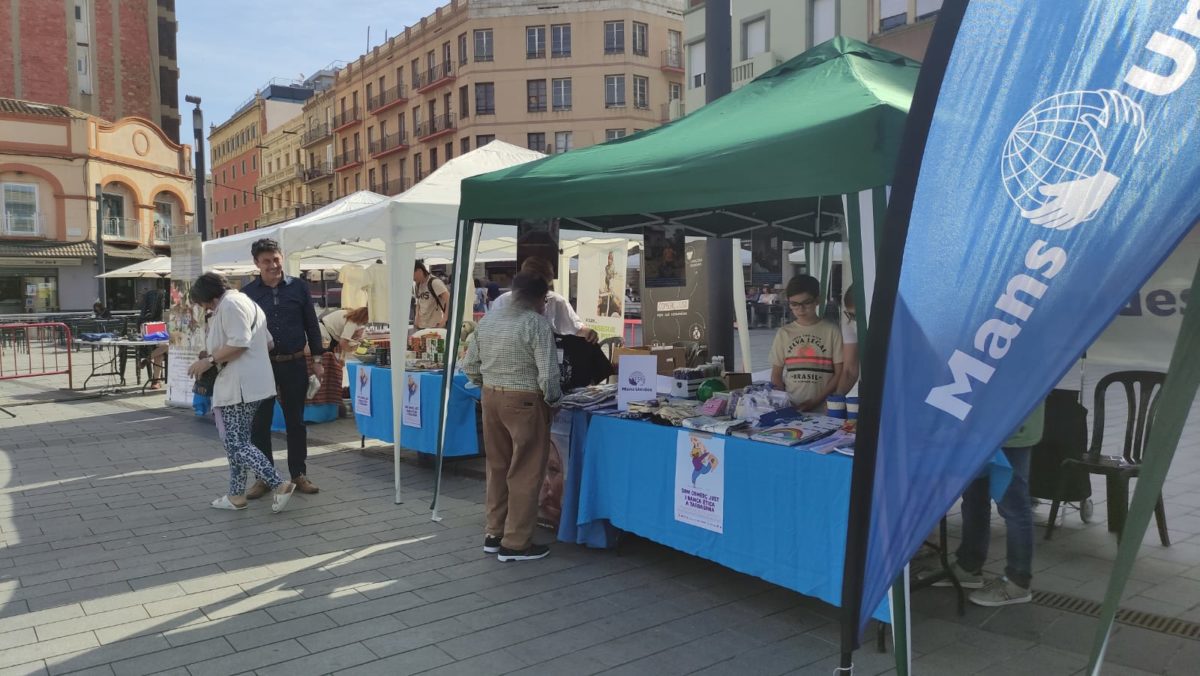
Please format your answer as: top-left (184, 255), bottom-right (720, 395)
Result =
top-left (769, 274), bottom-right (843, 412)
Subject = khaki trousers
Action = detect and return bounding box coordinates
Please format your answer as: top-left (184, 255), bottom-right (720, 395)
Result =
top-left (481, 387), bottom-right (552, 550)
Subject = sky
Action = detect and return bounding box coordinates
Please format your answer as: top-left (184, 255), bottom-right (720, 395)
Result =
top-left (176, 0), bottom-right (436, 155)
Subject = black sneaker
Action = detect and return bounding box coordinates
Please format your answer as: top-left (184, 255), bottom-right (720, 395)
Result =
top-left (497, 544), bottom-right (550, 562)
top-left (483, 535), bottom-right (502, 554)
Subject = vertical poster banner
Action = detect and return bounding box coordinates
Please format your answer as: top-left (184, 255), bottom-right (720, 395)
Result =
top-left (167, 234), bottom-right (205, 407)
top-left (750, 233), bottom-right (783, 286)
top-left (577, 241), bottom-right (629, 342)
top-left (643, 240), bottom-right (709, 346)
top-left (674, 431), bottom-right (724, 533)
top-left (354, 364), bottom-right (373, 416)
top-left (845, 0), bottom-right (1200, 644)
top-left (516, 218), bottom-right (560, 275)
top-left (1087, 223), bottom-right (1198, 369)
top-left (401, 373), bottom-right (422, 428)
top-left (643, 225), bottom-right (686, 288)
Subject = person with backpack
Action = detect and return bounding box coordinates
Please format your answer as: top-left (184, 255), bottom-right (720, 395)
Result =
top-left (413, 261), bottom-right (450, 329)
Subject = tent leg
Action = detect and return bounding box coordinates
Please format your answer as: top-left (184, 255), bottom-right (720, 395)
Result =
top-left (731, 239), bottom-right (751, 372)
top-left (388, 240), bottom-right (416, 506)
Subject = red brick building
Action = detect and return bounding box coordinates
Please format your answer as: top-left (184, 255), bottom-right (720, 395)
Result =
top-left (0, 0), bottom-right (181, 142)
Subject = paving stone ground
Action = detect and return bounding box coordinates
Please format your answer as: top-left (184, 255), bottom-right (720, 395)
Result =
top-left (0, 342), bottom-right (1198, 675)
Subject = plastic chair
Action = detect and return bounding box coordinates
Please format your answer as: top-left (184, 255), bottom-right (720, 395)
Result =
top-left (598, 336), bottom-right (624, 363)
top-left (1046, 371), bottom-right (1169, 545)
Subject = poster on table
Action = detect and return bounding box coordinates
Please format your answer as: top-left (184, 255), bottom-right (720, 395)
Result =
top-left (674, 431), bottom-right (724, 534)
top-left (537, 409), bottom-right (575, 530)
top-left (576, 241), bottom-right (629, 342)
top-left (516, 219), bottom-right (560, 274)
top-left (166, 233), bottom-right (205, 407)
top-left (845, 0), bottom-right (1200, 642)
top-left (1087, 223), bottom-right (1198, 369)
top-left (643, 240), bottom-right (709, 346)
top-left (643, 225), bottom-right (686, 288)
top-left (354, 365), bottom-right (373, 416)
top-left (401, 373), bottom-right (421, 428)
top-left (616, 354), bottom-right (657, 411)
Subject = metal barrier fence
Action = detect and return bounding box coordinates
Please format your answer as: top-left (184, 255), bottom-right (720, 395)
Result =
top-left (0, 323), bottom-right (74, 389)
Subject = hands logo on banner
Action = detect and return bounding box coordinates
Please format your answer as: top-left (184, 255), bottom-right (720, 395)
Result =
top-left (1003, 89), bottom-right (1148, 230)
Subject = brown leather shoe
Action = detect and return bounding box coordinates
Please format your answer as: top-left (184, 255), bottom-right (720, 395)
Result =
top-left (244, 480), bottom-right (269, 500)
top-left (293, 475), bottom-right (319, 494)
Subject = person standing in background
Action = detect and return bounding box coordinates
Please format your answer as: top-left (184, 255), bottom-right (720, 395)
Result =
top-left (241, 238), bottom-right (326, 498)
top-left (491, 257), bottom-right (598, 343)
top-left (413, 261), bottom-right (450, 329)
top-left (769, 274), bottom-right (842, 412)
top-left (837, 285), bottom-right (860, 395)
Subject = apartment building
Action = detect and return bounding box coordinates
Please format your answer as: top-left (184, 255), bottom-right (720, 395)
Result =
top-left (209, 82), bottom-right (319, 239)
top-left (0, 0), bottom-right (182, 142)
top-left (869, 0), bottom-right (942, 61)
top-left (257, 115), bottom-right (307, 227)
top-left (299, 0), bottom-right (686, 202)
top-left (682, 1), bottom-right (868, 117)
top-left (0, 97), bottom-right (194, 312)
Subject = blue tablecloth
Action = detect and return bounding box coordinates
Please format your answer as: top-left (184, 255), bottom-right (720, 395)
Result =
top-left (345, 363), bottom-right (479, 457)
top-left (564, 414), bottom-right (890, 622)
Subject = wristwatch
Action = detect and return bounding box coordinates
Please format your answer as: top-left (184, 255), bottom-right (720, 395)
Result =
top-left (207, 355), bottom-right (216, 366)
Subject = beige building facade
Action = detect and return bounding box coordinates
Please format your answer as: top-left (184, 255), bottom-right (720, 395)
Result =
top-left (0, 98), bottom-right (194, 312)
top-left (257, 115), bottom-right (307, 227)
top-left (868, 0), bottom-right (941, 61)
top-left (300, 0), bottom-right (686, 202)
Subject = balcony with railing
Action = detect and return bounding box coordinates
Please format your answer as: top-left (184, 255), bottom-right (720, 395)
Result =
top-left (331, 106), bottom-right (362, 132)
top-left (379, 177), bottom-right (411, 196)
top-left (333, 148), bottom-right (363, 172)
top-left (259, 165), bottom-right (305, 190)
top-left (153, 221), bottom-right (173, 244)
top-left (368, 84), bottom-right (409, 114)
top-left (369, 131), bottom-right (410, 159)
top-left (660, 99), bottom-right (685, 122)
top-left (415, 62), bottom-right (456, 93)
top-left (2, 213), bottom-right (42, 237)
top-left (415, 114), bottom-right (456, 141)
top-left (661, 48), bottom-right (684, 73)
top-left (301, 122), bottom-right (331, 147)
top-left (102, 217), bottom-right (140, 242)
top-left (304, 162), bottom-right (333, 183)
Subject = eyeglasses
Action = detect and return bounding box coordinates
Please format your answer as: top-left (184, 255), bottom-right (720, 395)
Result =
top-left (788, 299), bottom-right (817, 309)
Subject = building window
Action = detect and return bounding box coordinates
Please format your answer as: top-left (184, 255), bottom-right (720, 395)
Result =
top-left (474, 29), bottom-right (493, 62)
top-left (605, 129), bottom-right (626, 141)
top-left (632, 21), bottom-right (649, 56)
top-left (812, 0), bottom-right (836, 46)
top-left (554, 131), bottom-right (572, 154)
top-left (527, 132), bottom-right (546, 152)
top-left (552, 78), bottom-right (572, 111)
top-left (1, 183), bottom-right (39, 235)
top-left (527, 79), bottom-right (547, 112)
top-left (878, 0), bottom-right (909, 31)
top-left (459, 85), bottom-right (469, 119)
top-left (604, 21), bottom-right (624, 54)
top-left (476, 134), bottom-right (495, 147)
top-left (251, 155), bottom-right (257, 171)
top-left (154, 201), bottom-right (173, 240)
top-left (669, 81), bottom-right (682, 102)
top-left (241, 159), bottom-right (246, 174)
top-left (605, 74), bottom-right (626, 108)
top-left (233, 194), bottom-right (239, 208)
top-left (458, 33), bottom-right (468, 64)
top-left (742, 15), bottom-right (768, 60)
top-left (414, 153), bottom-right (424, 181)
top-left (688, 41), bottom-right (707, 89)
top-left (633, 75), bottom-right (649, 109)
top-left (368, 168), bottom-right (376, 192)
top-left (552, 24), bottom-right (572, 58)
top-left (526, 26), bottom-right (546, 59)
top-left (461, 137), bottom-right (471, 154)
top-left (475, 82), bottom-right (496, 115)
top-left (445, 141), bottom-right (453, 161)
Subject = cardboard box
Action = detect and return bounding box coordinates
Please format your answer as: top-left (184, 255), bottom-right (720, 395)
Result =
top-left (612, 346), bottom-right (688, 376)
top-left (724, 372), bottom-right (752, 390)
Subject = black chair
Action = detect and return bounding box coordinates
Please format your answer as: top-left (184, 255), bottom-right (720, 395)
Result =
top-left (1046, 371), bottom-right (1169, 545)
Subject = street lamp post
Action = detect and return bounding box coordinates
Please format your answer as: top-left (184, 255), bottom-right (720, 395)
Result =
top-left (185, 95), bottom-right (207, 241)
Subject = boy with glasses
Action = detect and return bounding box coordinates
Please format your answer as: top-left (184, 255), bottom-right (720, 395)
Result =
top-left (769, 274), bottom-right (843, 412)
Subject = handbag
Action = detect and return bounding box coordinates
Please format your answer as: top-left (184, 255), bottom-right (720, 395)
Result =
top-left (194, 303), bottom-right (260, 396)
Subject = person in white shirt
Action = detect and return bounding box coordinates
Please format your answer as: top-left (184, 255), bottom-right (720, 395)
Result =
top-left (490, 257), bottom-right (598, 342)
top-left (186, 272), bottom-right (295, 514)
top-left (837, 285), bottom-right (860, 395)
top-left (413, 262), bottom-right (450, 329)
top-left (319, 306), bottom-right (369, 360)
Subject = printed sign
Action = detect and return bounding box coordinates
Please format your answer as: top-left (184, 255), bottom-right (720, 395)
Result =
top-left (643, 225), bottom-right (686, 288)
top-left (402, 373), bottom-right (422, 428)
top-left (167, 233), bottom-right (205, 407)
top-left (674, 431), bottom-right (724, 533)
top-left (616, 355), bottom-right (657, 411)
top-left (577, 241), bottom-right (629, 342)
top-left (354, 365), bottom-right (373, 416)
top-left (643, 241), bottom-right (709, 345)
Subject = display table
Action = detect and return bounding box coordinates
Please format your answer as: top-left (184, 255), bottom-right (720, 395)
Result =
top-left (562, 413), bottom-right (890, 621)
top-left (346, 363), bottom-right (479, 456)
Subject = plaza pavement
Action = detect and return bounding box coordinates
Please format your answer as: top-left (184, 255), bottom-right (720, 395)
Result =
top-left (0, 335), bottom-right (1198, 675)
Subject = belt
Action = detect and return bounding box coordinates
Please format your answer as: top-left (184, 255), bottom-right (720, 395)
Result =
top-left (270, 350), bottom-right (307, 363)
top-left (483, 385), bottom-right (540, 394)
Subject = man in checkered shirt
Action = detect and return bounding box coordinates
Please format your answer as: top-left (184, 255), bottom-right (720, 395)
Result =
top-left (462, 271), bottom-right (562, 562)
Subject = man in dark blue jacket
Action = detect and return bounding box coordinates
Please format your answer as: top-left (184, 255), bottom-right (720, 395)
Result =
top-left (242, 238), bottom-right (326, 497)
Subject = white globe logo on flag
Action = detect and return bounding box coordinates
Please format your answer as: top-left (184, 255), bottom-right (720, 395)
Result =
top-left (1001, 89), bottom-right (1147, 230)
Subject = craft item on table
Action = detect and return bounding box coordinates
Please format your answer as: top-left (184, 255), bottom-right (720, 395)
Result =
top-left (628, 399), bottom-right (663, 414)
top-left (682, 415), bottom-right (749, 435)
top-left (697, 392), bottom-right (730, 416)
top-left (80, 333), bottom-right (117, 342)
top-left (670, 363), bottom-right (724, 399)
top-left (800, 429), bottom-right (857, 455)
top-left (696, 377), bottom-right (727, 402)
top-left (734, 386), bottom-right (792, 423)
top-left (558, 384), bottom-right (618, 410)
top-left (757, 406), bottom-right (803, 428)
top-left (652, 401), bottom-right (703, 426)
top-left (752, 415), bottom-right (845, 447)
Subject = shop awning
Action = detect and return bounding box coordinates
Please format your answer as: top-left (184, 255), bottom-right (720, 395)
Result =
top-left (0, 240), bottom-right (157, 260)
top-left (459, 37), bottom-right (918, 240)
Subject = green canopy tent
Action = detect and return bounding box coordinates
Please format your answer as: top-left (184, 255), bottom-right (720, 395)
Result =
top-left (433, 35), bottom-right (918, 660)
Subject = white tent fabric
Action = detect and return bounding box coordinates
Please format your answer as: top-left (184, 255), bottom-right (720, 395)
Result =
top-left (98, 257), bottom-right (171, 278)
